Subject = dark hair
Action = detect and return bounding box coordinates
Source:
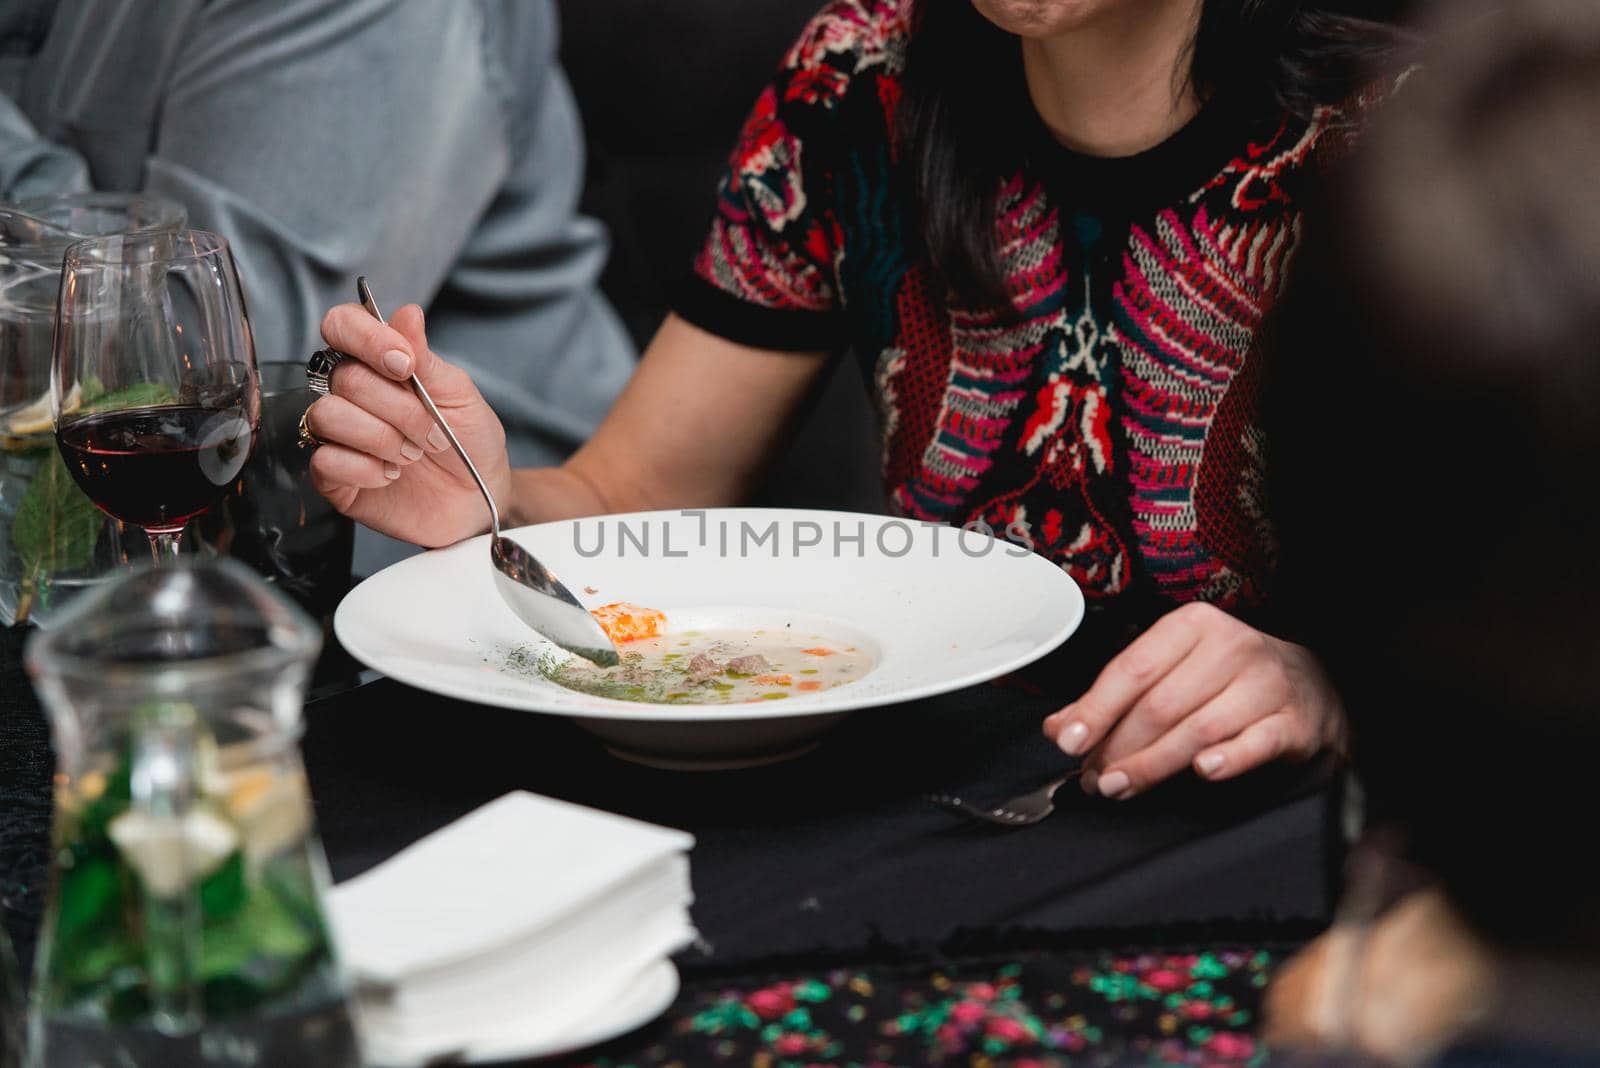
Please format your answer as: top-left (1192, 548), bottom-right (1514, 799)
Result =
top-left (1268, 0), bottom-right (1600, 950)
top-left (897, 1), bottom-right (1399, 311)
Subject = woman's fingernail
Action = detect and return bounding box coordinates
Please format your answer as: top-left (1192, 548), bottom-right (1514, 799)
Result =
top-left (382, 349), bottom-right (412, 378)
top-left (427, 426), bottom-right (448, 452)
top-left (384, 463), bottom-right (401, 480)
top-left (1197, 752), bottom-right (1225, 777)
top-left (1058, 722), bottom-right (1089, 756)
top-left (400, 441), bottom-right (424, 462)
top-left (1080, 769), bottom-right (1099, 795)
top-left (1098, 770), bottom-right (1132, 799)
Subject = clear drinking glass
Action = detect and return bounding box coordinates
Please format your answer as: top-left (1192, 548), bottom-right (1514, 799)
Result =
top-left (0, 193), bottom-right (186, 624)
top-left (50, 230), bottom-right (260, 566)
top-left (24, 559), bottom-right (361, 1068)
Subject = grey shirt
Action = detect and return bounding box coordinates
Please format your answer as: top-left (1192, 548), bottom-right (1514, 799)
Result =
top-left (0, 0), bottom-right (635, 571)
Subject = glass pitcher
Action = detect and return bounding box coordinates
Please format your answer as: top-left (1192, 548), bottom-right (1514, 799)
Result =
top-left (24, 559), bottom-right (360, 1068)
top-left (1, 922), bottom-right (19, 1068)
top-left (0, 193), bottom-right (186, 627)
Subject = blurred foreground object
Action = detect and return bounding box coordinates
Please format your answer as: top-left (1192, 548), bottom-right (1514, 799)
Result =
top-left (24, 559), bottom-right (359, 1067)
top-left (1266, 0), bottom-right (1600, 1062)
top-left (1265, 846), bottom-right (1495, 1065)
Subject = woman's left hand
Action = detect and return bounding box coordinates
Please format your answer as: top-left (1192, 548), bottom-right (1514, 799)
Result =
top-left (1042, 603), bottom-right (1346, 800)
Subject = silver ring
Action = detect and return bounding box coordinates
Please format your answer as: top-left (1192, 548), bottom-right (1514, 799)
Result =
top-left (306, 347), bottom-right (345, 396)
top-left (297, 406), bottom-right (323, 449)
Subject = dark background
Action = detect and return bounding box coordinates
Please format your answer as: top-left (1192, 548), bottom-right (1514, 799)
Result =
top-left (558, 0), bottom-right (881, 514)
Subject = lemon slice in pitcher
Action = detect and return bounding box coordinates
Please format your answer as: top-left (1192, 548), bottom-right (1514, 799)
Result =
top-left (1, 384), bottom-right (79, 450)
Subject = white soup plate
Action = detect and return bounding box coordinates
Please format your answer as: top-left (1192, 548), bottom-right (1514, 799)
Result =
top-left (335, 508), bottom-right (1084, 769)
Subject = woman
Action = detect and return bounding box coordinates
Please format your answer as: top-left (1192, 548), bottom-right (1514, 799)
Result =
top-left (305, 0), bottom-right (1389, 798)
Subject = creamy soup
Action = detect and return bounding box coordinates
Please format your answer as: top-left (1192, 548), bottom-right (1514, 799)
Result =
top-left (538, 628), bottom-right (875, 705)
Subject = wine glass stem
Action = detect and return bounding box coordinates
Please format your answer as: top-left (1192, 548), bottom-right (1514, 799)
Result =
top-left (148, 529), bottom-right (185, 565)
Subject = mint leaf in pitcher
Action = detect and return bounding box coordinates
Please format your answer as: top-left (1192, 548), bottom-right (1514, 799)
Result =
top-left (83, 381), bottom-right (179, 414)
top-left (12, 450), bottom-right (102, 624)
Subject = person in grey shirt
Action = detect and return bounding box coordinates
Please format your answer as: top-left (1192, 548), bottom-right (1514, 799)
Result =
top-left (0, 0), bottom-right (636, 573)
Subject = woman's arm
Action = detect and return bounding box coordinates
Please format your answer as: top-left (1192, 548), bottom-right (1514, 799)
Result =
top-left (515, 314), bottom-right (830, 522)
top-left (307, 305), bottom-right (827, 544)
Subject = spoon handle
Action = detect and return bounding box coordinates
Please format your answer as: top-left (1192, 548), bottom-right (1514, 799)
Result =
top-left (356, 277), bottom-right (502, 538)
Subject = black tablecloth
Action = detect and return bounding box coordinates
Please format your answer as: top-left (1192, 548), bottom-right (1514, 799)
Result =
top-left (2, 624), bottom-right (1338, 983)
top-left (310, 679), bottom-right (1337, 972)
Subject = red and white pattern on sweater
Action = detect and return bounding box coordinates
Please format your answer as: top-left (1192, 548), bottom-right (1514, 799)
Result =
top-left (882, 178), bottom-right (1137, 598)
top-left (1113, 111), bottom-right (1331, 604)
top-left (781, 0), bottom-right (909, 107)
top-left (886, 179), bottom-right (1059, 515)
top-left (695, 84), bottom-right (836, 312)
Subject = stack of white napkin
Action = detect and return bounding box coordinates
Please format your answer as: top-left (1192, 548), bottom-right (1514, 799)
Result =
top-left (329, 791), bottom-right (696, 1066)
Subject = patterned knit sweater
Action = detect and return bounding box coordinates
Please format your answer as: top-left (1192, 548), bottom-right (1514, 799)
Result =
top-left (676, 0), bottom-right (1361, 614)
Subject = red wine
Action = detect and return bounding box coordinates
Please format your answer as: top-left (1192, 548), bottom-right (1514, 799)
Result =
top-left (57, 405), bottom-right (257, 532)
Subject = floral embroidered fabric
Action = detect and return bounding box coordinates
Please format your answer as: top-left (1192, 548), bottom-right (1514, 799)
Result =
top-left (571, 947), bottom-right (1281, 1067)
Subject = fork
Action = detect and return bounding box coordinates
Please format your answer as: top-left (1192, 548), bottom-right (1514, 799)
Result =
top-left (927, 768), bottom-right (1086, 827)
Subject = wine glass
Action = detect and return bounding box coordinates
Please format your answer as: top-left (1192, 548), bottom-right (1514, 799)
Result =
top-left (51, 229), bottom-right (260, 565)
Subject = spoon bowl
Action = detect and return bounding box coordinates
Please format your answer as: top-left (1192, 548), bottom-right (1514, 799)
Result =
top-left (353, 278), bottom-right (619, 667)
top-left (490, 536), bottom-right (619, 666)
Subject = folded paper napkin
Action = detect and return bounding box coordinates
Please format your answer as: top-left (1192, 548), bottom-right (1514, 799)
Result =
top-left (329, 791), bottom-right (696, 1065)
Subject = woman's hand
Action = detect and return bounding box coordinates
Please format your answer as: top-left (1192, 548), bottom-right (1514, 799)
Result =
top-left (1042, 603), bottom-right (1346, 799)
top-left (306, 303), bottom-right (512, 547)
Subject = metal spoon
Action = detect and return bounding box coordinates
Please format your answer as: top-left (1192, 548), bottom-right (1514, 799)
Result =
top-left (356, 277), bottom-right (620, 667)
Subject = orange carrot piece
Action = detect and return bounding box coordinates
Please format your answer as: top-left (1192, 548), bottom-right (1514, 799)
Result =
top-left (589, 602), bottom-right (666, 644)
top-left (754, 674), bottom-right (793, 686)
top-left (800, 647), bottom-right (835, 656)
top-left (796, 681), bottom-right (823, 691)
